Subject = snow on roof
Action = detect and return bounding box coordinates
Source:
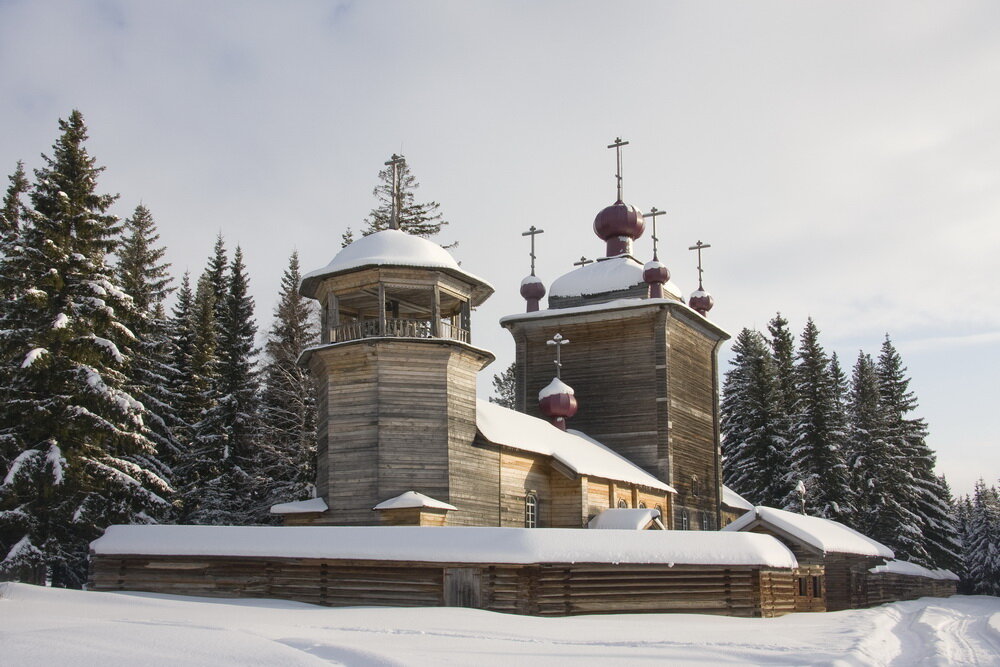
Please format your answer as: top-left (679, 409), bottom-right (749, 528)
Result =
top-left (869, 560), bottom-right (960, 581)
top-left (373, 491), bottom-right (457, 511)
top-left (588, 508), bottom-right (661, 530)
top-left (538, 377), bottom-right (574, 400)
top-left (724, 506), bottom-right (894, 558)
top-left (90, 525), bottom-right (797, 567)
top-left (269, 497), bottom-right (328, 515)
top-left (549, 256), bottom-right (681, 299)
top-left (722, 485), bottom-right (754, 511)
top-left (476, 400), bottom-right (675, 493)
top-left (499, 298), bottom-right (729, 340)
top-left (300, 229), bottom-right (492, 297)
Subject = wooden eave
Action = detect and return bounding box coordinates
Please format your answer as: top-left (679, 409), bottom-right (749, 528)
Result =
top-left (298, 336), bottom-right (496, 369)
top-left (302, 263), bottom-right (494, 306)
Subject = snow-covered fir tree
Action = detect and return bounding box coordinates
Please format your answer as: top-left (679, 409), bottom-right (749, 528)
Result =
top-left (783, 318), bottom-right (853, 521)
top-left (360, 157), bottom-right (452, 245)
top-left (721, 328), bottom-right (788, 507)
top-left (0, 111), bottom-right (170, 586)
top-left (1, 160), bottom-right (29, 240)
top-left (876, 336), bottom-right (959, 569)
top-left (257, 251), bottom-right (317, 521)
top-left (490, 362), bottom-right (516, 409)
top-left (964, 480), bottom-right (1000, 595)
top-left (114, 204), bottom-right (181, 479)
top-left (766, 313), bottom-right (797, 462)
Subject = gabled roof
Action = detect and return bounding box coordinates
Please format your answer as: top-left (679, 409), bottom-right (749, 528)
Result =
top-left (476, 400), bottom-right (675, 493)
top-left (269, 497), bottom-right (328, 515)
top-left (724, 506), bottom-right (894, 558)
top-left (373, 491), bottom-right (457, 511)
top-left (722, 485), bottom-right (754, 511)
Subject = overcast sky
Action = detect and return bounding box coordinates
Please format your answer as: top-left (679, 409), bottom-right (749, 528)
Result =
top-left (2, 1), bottom-right (997, 496)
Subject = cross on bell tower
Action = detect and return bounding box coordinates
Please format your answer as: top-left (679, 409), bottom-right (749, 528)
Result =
top-left (384, 154), bottom-right (406, 230)
top-left (607, 137), bottom-right (630, 202)
top-left (521, 226), bottom-right (544, 276)
top-left (687, 240), bottom-right (715, 316)
top-left (646, 207), bottom-right (666, 261)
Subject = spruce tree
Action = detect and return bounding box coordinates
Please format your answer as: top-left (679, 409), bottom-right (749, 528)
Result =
top-left (721, 328), bottom-right (787, 507)
top-left (845, 352), bottom-right (890, 531)
top-left (966, 480), bottom-right (1000, 595)
top-left (767, 313), bottom-right (797, 457)
top-left (784, 318), bottom-right (853, 521)
top-left (362, 157), bottom-right (452, 245)
top-left (0, 111), bottom-right (170, 586)
top-left (490, 362), bottom-right (516, 409)
top-left (257, 251), bottom-right (317, 519)
top-left (114, 204), bottom-right (180, 478)
top-left (1, 160), bottom-right (29, 240)
top-left (876, 336), bottom-right (959, 568)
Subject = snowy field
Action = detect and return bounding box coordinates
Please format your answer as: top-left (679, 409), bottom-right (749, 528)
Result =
top-left (2, 583), bottom-right (999, 666)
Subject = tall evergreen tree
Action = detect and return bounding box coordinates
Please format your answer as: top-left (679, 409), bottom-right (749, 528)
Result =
top-left (257, 251), bottom-right (317, 520)
top-left (114, 204), bottom-right (180, 478)
top-left (767, 313), bottom-right (797, 455)
top-left (876, 336), bottom-right (959, 568)
top-left (362, 157), bottom-right (452, 245)
top-left (0, 111), bottom-right (169, 586)
top-left (965, 480), bottom-right (1000, 595)
top-left (490, 362), bottom-right (516, 409)
top-left (784, 318), bottom-right (853, 521)
top-left (721, 328), bottom-right (787, 507)
top-left (845, 351), bottom-right (893, 532)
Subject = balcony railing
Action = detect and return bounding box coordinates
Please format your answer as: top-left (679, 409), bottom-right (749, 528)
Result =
top-left (331, 318), bottom-right (470, 344)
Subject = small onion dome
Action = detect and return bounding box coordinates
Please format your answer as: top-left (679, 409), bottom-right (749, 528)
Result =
top-left (689, 287), bottom-right (715, 316)
top-left (643, 259), bottom-right (670, 299)
top-left (520, 274), bottom-right (546, 312)
top-left (593, 201), bottom-right (645, 258)
top-left (538, 377), bottom-right (578, 431)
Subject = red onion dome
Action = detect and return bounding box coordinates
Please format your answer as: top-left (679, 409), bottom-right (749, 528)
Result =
top-left (594, 201), bottom-right (644, 258)
top-left (642, 259), bottom-right (670, 285)
top-left (520, 274), bottom-right (546, 313)
top-left (593, 200), bottom-right (645, 242)
top-left (689, 287), bottom-right (714, 316)
top-left (538, 377), bottom-right (578, 431)
top-left (519, 274), bottom-right (546, 300)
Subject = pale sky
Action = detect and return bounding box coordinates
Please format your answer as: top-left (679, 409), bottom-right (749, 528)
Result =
top-left (1, 1), bottom-right (997, 496)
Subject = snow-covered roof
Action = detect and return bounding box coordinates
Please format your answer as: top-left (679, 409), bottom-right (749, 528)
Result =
top-left (722, 485), bottom-right (754, 511)
top-left (724, 506), bottom-right (894, 558)
top-left (499, 297), bottom-right (730, 339)
top-left (269, 498), bottom-right (328, 515)
top-left (373, 491), bottom-right (457, 511)
top-left (300, 229), bottom-right (492, 298)
top-left (90, 525), bottom-right (797, 567)
top-left (588, 508), bottom-right (662, 530)
top-left (476, 400), bottom-right (675, 493)
top-left (869, 560), bottom-right (960, 581)
top-left (549, 256), bottom-right (681, 299)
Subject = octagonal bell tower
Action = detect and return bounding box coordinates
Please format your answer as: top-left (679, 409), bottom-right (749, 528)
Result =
top-left (299, 229), bottom-right (494, 525)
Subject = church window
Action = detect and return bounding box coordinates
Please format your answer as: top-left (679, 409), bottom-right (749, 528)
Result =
top-left (638, 501), bottom-right (646, 509)
top-left (680, 509), bottom-right (690, 530)
top-left (691, 475), bottom-right (701, 497)
top-left (525, 493), bottom-right (538, 528)
top-left (617, 498), bottom-right (628, 509)
top-left (701, 510), bottom-right (713, 530)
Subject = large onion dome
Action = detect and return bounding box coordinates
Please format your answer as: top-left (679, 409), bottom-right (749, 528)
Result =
top-left (538, 377), bottom-right (578, 431)
top-left (593, 201), bottom-right (645, 258)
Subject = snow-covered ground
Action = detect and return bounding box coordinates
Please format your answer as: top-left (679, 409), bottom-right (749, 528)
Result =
top-left (2, 583), bottom-right (998, 666)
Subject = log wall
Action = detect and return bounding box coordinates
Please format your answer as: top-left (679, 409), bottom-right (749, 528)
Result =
top-left (89, 555), bottom-right (797, 618)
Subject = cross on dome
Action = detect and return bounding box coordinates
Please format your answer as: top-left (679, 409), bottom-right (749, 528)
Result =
top-left (688, 240), bottom-right (712, 290)
top-left (607, 137), bottom-right (630, 202)
top-left (521, 225), bottom-right (544, 276)
top-left (646, 207), bottom-right (666, 261)
top-left (547, 332), bottom-right (570, 379)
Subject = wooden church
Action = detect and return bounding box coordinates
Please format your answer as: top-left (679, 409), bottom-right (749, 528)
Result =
top-left (278, 140), bottom-right (727, 531)
top-left (88, 142), bottom-right (956, 616)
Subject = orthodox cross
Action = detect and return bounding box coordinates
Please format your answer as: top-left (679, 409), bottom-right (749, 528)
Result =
top-left (547, 332), bottom-right (570, 379)
top-left (384, 153), bottom-right (406, 230)
top-left (688, 240), bottom-right (712, 288)
top-left (607, 137), bottom-right (629, 202)
top-left (521, 225), bottom-right (545, 276)
top-left (646, 207), bottom-right (666, 260)
top-left (573, 256), bottom-right (593, 267)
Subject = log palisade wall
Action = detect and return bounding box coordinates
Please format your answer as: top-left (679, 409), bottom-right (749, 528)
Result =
top-left (504, 300), bottom-right (728, 532)
top-left (89, 555), bottom-right (800, 618)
